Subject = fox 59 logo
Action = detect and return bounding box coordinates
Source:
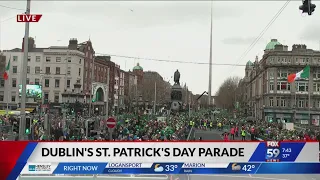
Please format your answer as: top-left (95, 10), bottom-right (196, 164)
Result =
top-left (265, 141), bottom-right (281, 162)
top-left (28, 164), bottom-right (51, 172)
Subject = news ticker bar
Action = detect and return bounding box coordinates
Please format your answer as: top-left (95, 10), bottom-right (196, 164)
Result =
top-left (26, 163), bottom-right (320, 174)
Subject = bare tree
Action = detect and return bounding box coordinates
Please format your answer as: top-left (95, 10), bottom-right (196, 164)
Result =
top-left (214, 76), bottom-right (241, 111)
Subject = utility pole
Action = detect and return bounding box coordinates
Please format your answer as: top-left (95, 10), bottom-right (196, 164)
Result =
top-left (19, 0), bottom-right (31, 140)
top-left (62, 50), bottom-right (69, 132)
top-left (153, 82), bottom-right (156, 114)
top-left (106, 67), bottom-right (109, 118)
top-left (208, 1), bottom-right (213, 107)
top-left (89, 57), bottom-right (95, 117)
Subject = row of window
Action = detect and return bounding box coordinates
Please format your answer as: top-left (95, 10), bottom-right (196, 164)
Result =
top-left (268, 97), bottom-right (310, 108)
top-left (270, 70), bottom-right (320, 79)
top-left (269, 57), bottom-right (320, 64)
top-left (0, 93), bottom-right (60, 103)
top-left (11, 56), bottom-right (82, 64)
top-left (10, 66), bottom-right (81, 76)
top-left (0, 78), bottom-right (78, 88)
top-left (269, 81), bottom-right (311, 92)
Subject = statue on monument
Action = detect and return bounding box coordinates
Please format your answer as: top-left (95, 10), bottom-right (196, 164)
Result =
top-left (174, 70), bottom-right (180, 85)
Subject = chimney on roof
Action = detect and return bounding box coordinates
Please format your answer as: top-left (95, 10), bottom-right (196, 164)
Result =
top-left (68, 38), bottom-right (78, 50)
top-left (22, 37), bottom-right (35, 52)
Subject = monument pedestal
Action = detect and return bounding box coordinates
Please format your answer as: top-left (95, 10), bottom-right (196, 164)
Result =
top-left (171, 84), bottom-right (183, 112)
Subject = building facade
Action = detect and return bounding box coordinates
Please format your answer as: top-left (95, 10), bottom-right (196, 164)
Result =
top-left (0, 38), bottom-right (85, 110)
top-left (244, 39), bottom-right (320, 125)
top-left (95, 56), bottom-right (115, 114)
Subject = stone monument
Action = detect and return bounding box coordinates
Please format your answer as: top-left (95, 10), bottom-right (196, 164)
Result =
top-left (171, 70), bottom-right (183, 111)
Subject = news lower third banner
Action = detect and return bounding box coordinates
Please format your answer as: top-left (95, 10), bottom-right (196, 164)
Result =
top-left (0, 142), bottom-right (319, 180)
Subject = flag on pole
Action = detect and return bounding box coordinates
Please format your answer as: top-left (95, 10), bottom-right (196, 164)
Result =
top-left (3, 57), bottom-right (10, 80)
top-left (287, 65), bottom-right (310, 83)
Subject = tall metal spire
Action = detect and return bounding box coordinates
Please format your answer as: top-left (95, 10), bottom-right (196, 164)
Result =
top-left (208, 1), bottom-right (213, 106)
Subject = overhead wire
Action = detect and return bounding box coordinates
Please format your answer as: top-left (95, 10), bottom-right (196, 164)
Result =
top-left (230, 0), bottom-right (291, 72)
top-left (0, 4), bottom-right (24, 11)
top-left (95, 53), bottom-right (246, 66)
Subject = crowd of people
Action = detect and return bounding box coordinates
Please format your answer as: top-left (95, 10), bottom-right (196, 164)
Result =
top-left (0, 109), bottom-right (320, 143)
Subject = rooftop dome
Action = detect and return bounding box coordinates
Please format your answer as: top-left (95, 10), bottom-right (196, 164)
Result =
top-left (265, 39), bottom-right (281, 50)
top-left (133, 63), bottom-right (143, 71)
top-left (246, 60), bottom-right (253, 67)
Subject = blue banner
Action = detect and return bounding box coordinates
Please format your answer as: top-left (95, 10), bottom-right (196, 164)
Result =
top-left (52, 163), bottom-right (320, 174)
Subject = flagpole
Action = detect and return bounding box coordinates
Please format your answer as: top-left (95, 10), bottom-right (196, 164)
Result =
top-left (19, 0), bottom-right (31, 140)
top-left (308, 67), bottom-right (311, 125)
top-left (6, 56), bottom-right (10, 115)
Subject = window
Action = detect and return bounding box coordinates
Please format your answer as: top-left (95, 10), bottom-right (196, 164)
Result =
top-left (55, 79), bottom-right (60, 88)
top-left (46, 57), bottom-right (51, 62)
top-left (35, 78), bottom-right (40, 85)
top-left (276, 97), bottom-right (280, 106)
top-left (277, 70), bottom-right (288, 78)
top-left (67, 67), bottom-right (71, 75)
top-left (36, 56), bottom-right (41, 62)
top-left (26, 78), bottom-right (29, 84)
top-left (35, 67), bottom-right (40, 74)
top-left (67, 57), bottom-right (71, 62)
top-left (27, 66), bottom-right (30, 74)
top-left (269, 97), bottom-right (274, 107)
top-left (44, 93), bottom-right (49, 103)
top-left (67, 80), bottom-right (70, 88)
top-left (266, 71), bottom-right (270, 78)
top-left (313, 72), bottom-right (320, 79)
top-left (11, 95), bottom-right (15, 102)
top-left (56, 57), bottom-right (61, 62)
top-left (0, 79), bottom-right (4, 87)
top-left (54, 94), bottom-right (59, 103)
top-left (28, 56), bottom-right (31, 62)
top-left (313, 82), bottom-right (320, 92)
top-left (12, 66), bottom-right (17, 74)
top-left (277, 81), bottom-right (290, 91)
top-left (45, 79), bottom-right (49, 87)
top-left (0, 95), bottom-right (3, 101)
top-left (298, 100), bottom-right (304, 108)
top-left (56, 67), bottom-right (60, 74)
top-left (12, 79), bottom-right (16, 87)
top-left (269, 81), bottom-right (274, 91)
top-left (280, 97), bottom-right (286, 107)
top-left (79, 68), bottom-right (81, 76)
top-left (45, 67), bottom-right (50, 74)
top-left (79, 59), bottom-right (81, 64)
top-left (76, 79), bottom-right (81, 83)
top-left (297, 82), bottom-right (308, 92)
top-left (13, 56), bottom-right (18, 61)
top-left (67, 79), bottom-right (70, 88)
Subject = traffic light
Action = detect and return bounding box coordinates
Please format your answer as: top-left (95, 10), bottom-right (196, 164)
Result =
top-left (25, 117), bottom-right (31, 134)
top-left (92, 98), bottom-right (96, 102)
top-left (299, 0), bottom-right (316, 15)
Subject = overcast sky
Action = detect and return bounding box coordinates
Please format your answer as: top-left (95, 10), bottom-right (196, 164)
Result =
top-left (0, 1), bottom-right (320, 95)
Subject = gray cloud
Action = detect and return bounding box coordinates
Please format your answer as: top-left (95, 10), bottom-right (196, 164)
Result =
top-left (222, 37), bottom-right (266, 45)
top-left (300, 24), bottom-right (320, 41)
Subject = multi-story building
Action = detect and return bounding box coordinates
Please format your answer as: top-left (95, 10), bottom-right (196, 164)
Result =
top-left (124, 71), bottom-right (137, 112)
top-left (91, 56), bottom-right (111, 114)
top-left (119, 70), bottom-right (125, 110)
top-left (132, 63), bottom-right (144, 97)
top-left (0, 37), bottom-right (85, 111)
top-left (142, 71), bottom-right (171, 108)
top-left (244, 39), bottom-right (320, 125)
top-left (114, 64), bottom-right (120, 112)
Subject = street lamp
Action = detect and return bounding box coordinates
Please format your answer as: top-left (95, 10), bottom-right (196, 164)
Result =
top-left (74, 83), bottom-right (82, 123)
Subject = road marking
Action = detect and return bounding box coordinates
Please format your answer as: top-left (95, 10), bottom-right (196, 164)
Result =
top-left (192, 174), bottom-right (289, 180)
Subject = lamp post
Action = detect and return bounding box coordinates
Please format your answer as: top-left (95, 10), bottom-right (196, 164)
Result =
top-left (74, 83), bottom-right (82, 123)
